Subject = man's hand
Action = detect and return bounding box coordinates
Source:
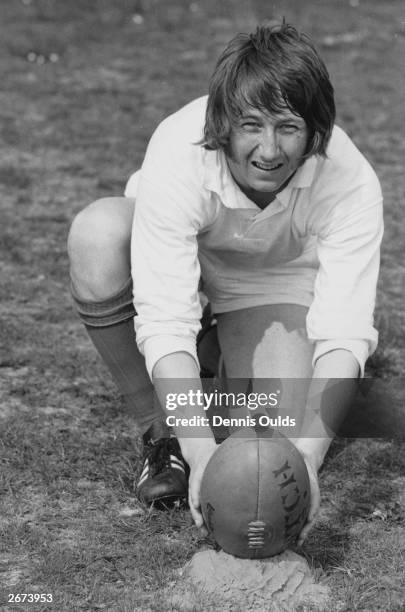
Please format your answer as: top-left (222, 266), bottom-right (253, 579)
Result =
top-left (293, 351), bottom-right (359, 545)
top-left (180, 438), bottom-right (218, 533)
top-left (297, 454), bottom-right (320, 547)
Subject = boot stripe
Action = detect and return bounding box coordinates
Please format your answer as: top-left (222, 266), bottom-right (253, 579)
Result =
top-left (170, 455), bottom-right (186, 471)
top-left (138, 469), bottom-right (150, 486)
top-left (138, 460), bottom-right (149, 480)
top-left (137, 455), bottom-right (184, 486)
top-left (140, 466), bottom-right (149, 479)
top-left (171, 463), bottom-right (185, 472)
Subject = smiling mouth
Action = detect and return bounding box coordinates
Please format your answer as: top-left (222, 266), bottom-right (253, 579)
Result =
top-left (252, 161), bottom-right (283, 171)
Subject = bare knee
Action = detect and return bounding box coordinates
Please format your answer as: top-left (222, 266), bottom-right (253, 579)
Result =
top-left (67, 197), bottom-right (135, 300)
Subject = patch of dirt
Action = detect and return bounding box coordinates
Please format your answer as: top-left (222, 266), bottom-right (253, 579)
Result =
top-left (171, 549), bottom-right (330, 611)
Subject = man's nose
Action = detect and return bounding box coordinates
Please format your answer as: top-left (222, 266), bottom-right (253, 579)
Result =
top-left (257, 128), bottom-right (279, 159)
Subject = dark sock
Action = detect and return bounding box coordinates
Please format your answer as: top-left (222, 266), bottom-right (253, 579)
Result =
top-left (71, 279), bottom-right (167, 435)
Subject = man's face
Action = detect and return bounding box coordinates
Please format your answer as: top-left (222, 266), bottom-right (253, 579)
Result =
top-left (226, 107), bottom-right (309, 207)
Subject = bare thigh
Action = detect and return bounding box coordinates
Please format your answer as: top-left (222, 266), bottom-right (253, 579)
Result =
top-left (216, 304), bottom-right (313, 379)
top-left (216, 304), bottom-right (314, 430)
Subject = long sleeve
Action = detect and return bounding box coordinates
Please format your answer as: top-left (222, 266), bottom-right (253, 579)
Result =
top-left (130, 107), bottom-right (213, 378)
top-left (307, 161), bottom-right (383, 376)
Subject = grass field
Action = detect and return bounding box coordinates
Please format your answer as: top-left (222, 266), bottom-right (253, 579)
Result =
top-left (0, 0), bottom-right (404, 610)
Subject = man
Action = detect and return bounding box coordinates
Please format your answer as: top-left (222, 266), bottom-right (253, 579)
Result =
top-left (67, 22), bottom-right (383, 545)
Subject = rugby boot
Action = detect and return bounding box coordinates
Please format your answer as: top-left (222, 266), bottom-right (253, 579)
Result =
top-left (136, 420), bottom-right (188, 507)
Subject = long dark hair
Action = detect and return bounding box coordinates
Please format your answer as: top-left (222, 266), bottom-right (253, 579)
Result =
top-left (202, 22), bottom-right (335, 157)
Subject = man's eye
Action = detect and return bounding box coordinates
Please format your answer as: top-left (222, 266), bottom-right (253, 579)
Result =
top-left (279, 124), bottom-right (300, 132)
top-left (241, 122), bottom-right (260, 129)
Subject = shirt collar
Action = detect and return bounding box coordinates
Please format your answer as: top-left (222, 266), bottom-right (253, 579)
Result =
top-left (203, 149), bottom-right (255, 209)
top-left (275, 155), bottom-right (318, 207)
top-left (289, 155), bottom-right (318, 188)
top-left (203, 148), bottom-right (318, 209)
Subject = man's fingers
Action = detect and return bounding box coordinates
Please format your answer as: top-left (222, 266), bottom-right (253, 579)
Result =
top-left (184, 441), bottom-right (218, 532)
top-left (297, 521), bottom-right (313, 547)
top-left (298, 461), bottom-right (321, 546)
top-left (297, 509), bottom-right (318, 546)
top-left (311, 475), bottom-right (321, 509)
top-left (188, 485), bottom-right (203, 528)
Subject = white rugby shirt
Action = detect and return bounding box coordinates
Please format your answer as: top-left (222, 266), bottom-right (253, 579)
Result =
top-left (125, 96), bottom-right (383, 378)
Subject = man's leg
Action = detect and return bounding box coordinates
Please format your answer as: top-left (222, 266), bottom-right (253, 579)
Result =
top-left (216, 304), bottom-right (314, 435)
top-left (67, 197), bottom-right (187, 505)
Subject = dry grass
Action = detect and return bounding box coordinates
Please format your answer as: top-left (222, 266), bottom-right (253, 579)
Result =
top-left (0, 0), bottom-right (404, 610)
